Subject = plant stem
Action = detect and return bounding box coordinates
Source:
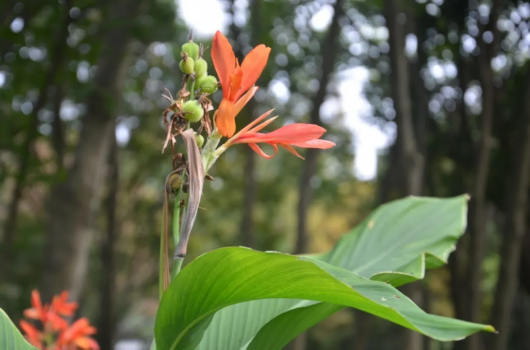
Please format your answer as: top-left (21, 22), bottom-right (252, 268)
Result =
top-left (171, 172), bottom-right (187, 278)
top-left (187, 78), bottom-right (196, 100)
top-left (201, 129), bottom-right (223, 172)
top-left (158, 194), bottom-right (167, 301)
top-left (172, 258), bottom-right (184, 279)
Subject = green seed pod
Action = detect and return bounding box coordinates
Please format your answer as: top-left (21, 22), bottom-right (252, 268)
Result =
top-left (182, 100), bottom-right (204, 122)
top-left (194, 57), bottom-right (208, 77)
top-left (179, 57), bottom-right (195, 75)
top-left (194, 132), bottom-right (205, 148)
top-left (199, 75), bottom-right (219, 94)
top-left (181, 42), bottom-right (199, 60)
top-left (195, 75), bottom-right (206, 89)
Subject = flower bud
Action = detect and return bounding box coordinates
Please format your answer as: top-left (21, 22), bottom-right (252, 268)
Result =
top-left (182, 100), bottom-right (204, 122)
top-left (166, 173), bottom-right (184, 194)
top-left (194, 58), bottom-right (208, 77)
top-left (181, 42), bottom-right (199, 60)
top-left (179, 57), bottom-right (195, 75)
top-left (194, 132), bottom-right (205, 148)
top-left (199, 75), bottom-right (218, 94)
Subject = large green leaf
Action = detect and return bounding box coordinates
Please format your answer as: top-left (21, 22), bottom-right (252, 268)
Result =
top-left (185, 195), bottom-right (471, 349)
top-left (248, 302), bottom-right (340, 350)
top-left (0, 308), bottom-right (36, 350)
top-left (322, 195), bottom-right (469, 284)
top-left (155, 247), bottom-right (493, 350)
top-left (155, 195), bottom-right (490, 349)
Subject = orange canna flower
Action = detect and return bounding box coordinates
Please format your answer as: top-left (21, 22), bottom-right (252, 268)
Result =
top-left (228, 110), bottom-right (335, 159)
top-left (51, 291), bottom-right (78, 317)
top-left (20, 290), bottom-right (98, 350)
top-left (211, 30), bottom-right (271, 137)
top-left (20, 320), bottom-right (43, 348)
top-left (23, 290), bottom-right (49, 323)
top-left (24, 290), bottom-right (69, 331)
top-left (56, 318), bottom-right (99, 350)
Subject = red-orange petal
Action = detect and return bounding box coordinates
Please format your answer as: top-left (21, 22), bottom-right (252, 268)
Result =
top-left (20, 320), bottom-right (42, 348)
top-left (248, 143), bottom-right (278, 159)
top-left (48, 311), bottom-right (68, 331)
top-left (279, 144), bottom-right (305, 159)
top-left (234, 124), bottom-right (327, 144)
top-left (236, 45), bottom-right (271, 100)
top-left (59, 317), bottom-right (95, 343)
top-left (290, 139), bottom-right (336, 149)
top-left (30, 290), bottom-right (42, 312)
top-left (75, 336), bottom-right (100, 350)
top-left (212, 31), bottom-right (236, 99)
top-left (216, 99), bottom-right (236, 137)
top-left (232, 86), bottom-right (258, 118)
top-left (229, 109), bottom-right (274, 143)
top-left (23, 308), bottom-right (40, 320)
top-left (52, 290), bottom-right (78, 316)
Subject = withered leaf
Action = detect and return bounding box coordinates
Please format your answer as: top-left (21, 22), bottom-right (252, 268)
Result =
top-left (174, 129), bottom-right (205, 259)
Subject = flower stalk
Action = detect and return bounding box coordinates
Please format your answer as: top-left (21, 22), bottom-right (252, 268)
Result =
top-left (157, 30), bottom-right (334, 302)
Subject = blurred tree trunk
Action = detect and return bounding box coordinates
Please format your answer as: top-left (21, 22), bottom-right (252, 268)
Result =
top-left (291, 1), bottom-right (343, 349)
top-left (457, 3), bottom-right (502, 350)
top-left (40, 0), bottom-right (139, 301)
top-left (295, 0), bottom-right (344, 254)
top-left (51, 85), bottom-right (66, 169)
top-left (0, 0), bottom-right (72, 282)
top-left (448, 56), bottom-right (473, 326)
top-left (358, 9), bottom-right (430, 350)
top-left (487, 69), bottom-right (530, 350)
top-left (236, 0), bottom-right (262, 249)
top-left (383, 1), bottom-right (425, 350)
top-left (97, 135), bottom-right (119, 350)
top-left (350, 312), bottom-right (372, 350)
top-left (521, 291), bottom-right (530, 350)
top-left (443, 2), bottom-right (476, 330)
top-left (521, 227), bottom-right (530, 295)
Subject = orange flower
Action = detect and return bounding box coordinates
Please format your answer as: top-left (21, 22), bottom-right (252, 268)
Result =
top-left (20, 290), bottom-right (98, 349)
top-left (23, 290), bottom-right (48, 322)
top-left (24, 290), bottom-right (69, 331)
top-left (57, 318), bottom-right (99, 350)
top-left (51, 291), bottom-right (78, 317)
top-left (20, 320), bottom-right (43, 348)
top-left (211, 30), bottom-right (271, 137)
top-left (228, 110), bottom-right (335, 159)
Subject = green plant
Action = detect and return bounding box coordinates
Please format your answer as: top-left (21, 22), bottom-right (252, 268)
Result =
top-left (0, 30), bottom-right (496, 350)
top-left (151, 31), bottom-right (494, 349)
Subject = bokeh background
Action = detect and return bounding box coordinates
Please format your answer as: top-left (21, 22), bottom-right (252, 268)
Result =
top-left (1, 0), bottom-right (530, 349)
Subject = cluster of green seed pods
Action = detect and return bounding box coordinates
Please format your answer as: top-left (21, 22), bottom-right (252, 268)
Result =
top-left (179, 39), bottom-right (219, 127)
top-left (179, 41), bottom-right (218, 95)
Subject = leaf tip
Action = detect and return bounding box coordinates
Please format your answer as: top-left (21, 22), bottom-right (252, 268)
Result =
top-left (485, 325), bottom-right (498, 334)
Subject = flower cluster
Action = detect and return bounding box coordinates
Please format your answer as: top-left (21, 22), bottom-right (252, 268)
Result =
top-left (20, 290), bottom-right (99, 350)
top-left (158, 30), bottom-right (337, 289)
top-left (211, 30), bottom-right (335, 159)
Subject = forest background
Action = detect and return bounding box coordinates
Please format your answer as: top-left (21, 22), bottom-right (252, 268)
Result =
top-left (1, 0), bottom-right (530, 349)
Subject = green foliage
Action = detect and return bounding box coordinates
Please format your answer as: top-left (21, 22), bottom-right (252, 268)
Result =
top-left (322, 195), bottom-right (469, 285)
top-left (154, 196), bottom-right (493, 350)
top-left (190, 195), bottom-right (471, 349)
top-left (0, 309), bottom-right (35, 350)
